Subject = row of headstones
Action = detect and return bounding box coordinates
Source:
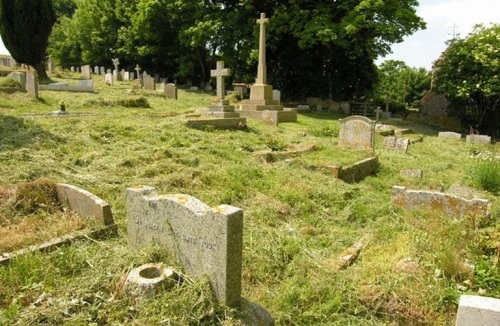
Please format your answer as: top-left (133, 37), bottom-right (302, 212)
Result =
top-left (338, 116), bottom-right (493, 153)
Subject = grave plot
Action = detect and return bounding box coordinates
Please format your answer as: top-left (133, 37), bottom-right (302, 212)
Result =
top-left (0, 179), bottom-right (116, 265)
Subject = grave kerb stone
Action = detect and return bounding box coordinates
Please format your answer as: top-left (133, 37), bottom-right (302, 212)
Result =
top-left (456, 295), bottom-right (500, 326)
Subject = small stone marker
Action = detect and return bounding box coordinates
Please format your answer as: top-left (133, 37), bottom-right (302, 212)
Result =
top-left (400, 169), bottom-right (423, 179)
top-left (375, 106), bottom-right (383, 124)
top-left (25, 71), bottom-right (38, 98)
top-left (466, 134), bottom-right (491, 144)
top-left (81, 64), bottom-right (91, 79)
top-left (105, 73), bottom-right (113, 85)
top-left (210, 61), bottom-right (231, 101)
top-left (438, 131), bottom-right (462, 139)
top-left (190, 86), bottom-right (199, 91)
top-left (456, 295), bottom-right (500, 326)
top-left (272, 89), bottom-right (281, 104)
top-left (164, 83), bottom-right (177, 99)
top-left (384, 136), bottom-right (409, 153)
top-left (339, 115), bottom-right (375, 151)
top-left (143, 75), bottom-right (156, 90)
top-left (127, 186), bottom-right (243, 307)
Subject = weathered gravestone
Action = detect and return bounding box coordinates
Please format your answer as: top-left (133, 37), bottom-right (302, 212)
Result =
top-left (456, 295), bottom-right (500, 326)
top-left (143, 75), bottom-right (156, 91)
top-left (70, 66), bottom-right (75, 72)
top-left (339, 115), bottom-right (375, 151)
top-left (7, 71), bottom-right (26, 91)
top-left (100, 67), bottom-right (105, 75)
top-left (94, 66), bottom-right (99, 75)
top-left (81, 65), bottom-right (91, 79)
top-left (384, 136), bottom-right (409, 153)
top-left (164, 83), bottom-right (177, 99)
top-left (127, 186), bottom-right (243, 308)
top-left (112, 58), bottom-right (122, 81)
top-left (466, 134), bottom-right (491, 144)
top-left (105, 73), bottom-right (113, 85)
top-left (78, 79), bottom-right (93, 89)
top-left (272, 89), bottom-right (281, 104)
top-left (25, 71), bottom-right (38, 98)
top-left (438, 131), bottom-right (462, 139)
top-left (123, 72), bottom-right (130, 81)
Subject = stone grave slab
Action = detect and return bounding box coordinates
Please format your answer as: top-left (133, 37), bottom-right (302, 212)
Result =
top-left (164, 83), bottom-right (177, 99)
top-left (384, 136), bottom-right (409, 153)
top-left (438, 131), bottom-right (462, 139)
top-left (127, 186), bottom-right (243, 307)
top-left (392, 186), bottom-right (491, 219)
top-left (143, 75), bottom-right (156, 90)
top-left (81, 65), bottom-right (91, 79)
top-left (25, 71), bottom-right (38, 98)
top-left (400, 169), bottom-right (423, 179)
top-left (339, 115), bottom-right (375, 151)
top-left (456, 295), bottom-right (500, 326)
top-left (466, 134), bottom-right (491, 144)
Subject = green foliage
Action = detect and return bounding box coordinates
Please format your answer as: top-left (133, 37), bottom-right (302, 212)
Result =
top-left (434, 24), bottom-right (500, 138)
top-left (469, 156), bottom-right (500, 195)
top-left (375, 59), bottom-right (431, 109)
top-left (0, 78), bottom-right (20, 88)
top-left (0, 0), bottom-right (56, 80)
top-left (47, 0), bottom-right (425, 99)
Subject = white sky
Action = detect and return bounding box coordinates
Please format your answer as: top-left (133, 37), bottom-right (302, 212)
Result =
top-left (378, 0), bottom-right (500, 69)
top-left (1, 0), bottom-right (499, 70)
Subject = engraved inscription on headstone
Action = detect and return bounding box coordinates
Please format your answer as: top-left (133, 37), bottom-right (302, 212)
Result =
top-left (339, 116), bottom-right (375, 151)
top-left (127, 186), bottom-right (243, 307)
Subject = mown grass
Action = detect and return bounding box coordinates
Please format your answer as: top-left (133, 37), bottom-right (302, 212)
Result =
top-left (0, 72), bottom-right (499, 325)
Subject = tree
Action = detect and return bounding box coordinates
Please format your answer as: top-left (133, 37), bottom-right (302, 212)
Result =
top-left (434, 24), bottom-right (500, 137)
top-left (376, 60), bottom-right (431, 110)
top-left (0, 0), bottom-right (56, 81)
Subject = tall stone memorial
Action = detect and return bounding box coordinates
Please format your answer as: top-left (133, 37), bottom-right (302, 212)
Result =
top-left (126, 186), bottom-right (243, 307)
top-left (239, 13), bottom-right (297, 125)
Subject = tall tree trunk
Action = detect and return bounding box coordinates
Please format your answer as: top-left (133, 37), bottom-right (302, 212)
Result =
top-left (33, 61), bottom-right (50, 83)
top-left (196, 46), bottom-right (207, 83)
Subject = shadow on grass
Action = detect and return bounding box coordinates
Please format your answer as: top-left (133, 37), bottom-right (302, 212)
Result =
top-left (299, 112), bottom-right (347, 121)
top-left (0, 114), bottom-right (64, 151)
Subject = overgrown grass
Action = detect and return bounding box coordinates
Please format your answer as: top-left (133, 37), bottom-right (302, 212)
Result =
top-left (0, 72), bottom-right (498, 325)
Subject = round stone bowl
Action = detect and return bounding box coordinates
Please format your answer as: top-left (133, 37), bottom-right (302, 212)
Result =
top-left (125, 263), bottom-right (178, 298)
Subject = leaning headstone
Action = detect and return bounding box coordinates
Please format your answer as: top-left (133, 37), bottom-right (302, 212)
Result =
top-left (456, 295), bottom-right (500, 326)
top-left (127, 186), bottom-right (243, 308)
top-left (105, 73), bottom-right (113, 85)
top-left (143, 75), bottom-right (156, 91)
top-left (466, 134), bottom-right (491, 144)
top-left (272, 89), bottom-right (281, 104)
top-left (81, 65), bottom-right (91, 79)
top-left (25, 71), bottom-right (38, 98)
top-left (438, 131), bottom-right (462, 139)
top-left (384, 136), bottom-right (409, 153)
top-left (164, 83), bottom-right (177, 99)
top-left (339, 115), bottom-right (375, 151)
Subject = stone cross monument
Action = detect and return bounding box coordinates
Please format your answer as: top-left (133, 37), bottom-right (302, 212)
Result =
top-left (134, 64), bottom-right (141, 79)
top-left (256, 13), bottom-right (269, 85)
top-left (210, 61), bottom-right (231, 102)
top-left (112, 58), bottom-right (120, 72)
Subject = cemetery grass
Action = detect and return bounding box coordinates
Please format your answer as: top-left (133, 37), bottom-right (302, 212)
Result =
top-left (0, 74), bottom-right (499, 325)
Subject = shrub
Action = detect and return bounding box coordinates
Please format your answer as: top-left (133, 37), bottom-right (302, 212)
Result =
top-left (0, 78), bottom-right (21, 88)
top-left (470, 156), bottom-right (500, 194)
top-left (117, 96), bottom-right (150, 108)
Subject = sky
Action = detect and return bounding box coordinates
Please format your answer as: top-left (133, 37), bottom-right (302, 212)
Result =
top-left (1, 0), bottom-right (499, 70)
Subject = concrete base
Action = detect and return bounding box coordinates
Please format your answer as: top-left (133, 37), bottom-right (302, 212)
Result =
top-left (185, 117), bottom-right (247, 130)
top-left (238, 108), bottom-right (297, 126)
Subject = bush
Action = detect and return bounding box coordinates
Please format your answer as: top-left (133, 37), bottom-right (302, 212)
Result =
top-left (470, 157), bottom-right (500, 194)
top-left (117, 96), bottom-right (150, 108)
top-left (0, 78), bottom-right (21, 88)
